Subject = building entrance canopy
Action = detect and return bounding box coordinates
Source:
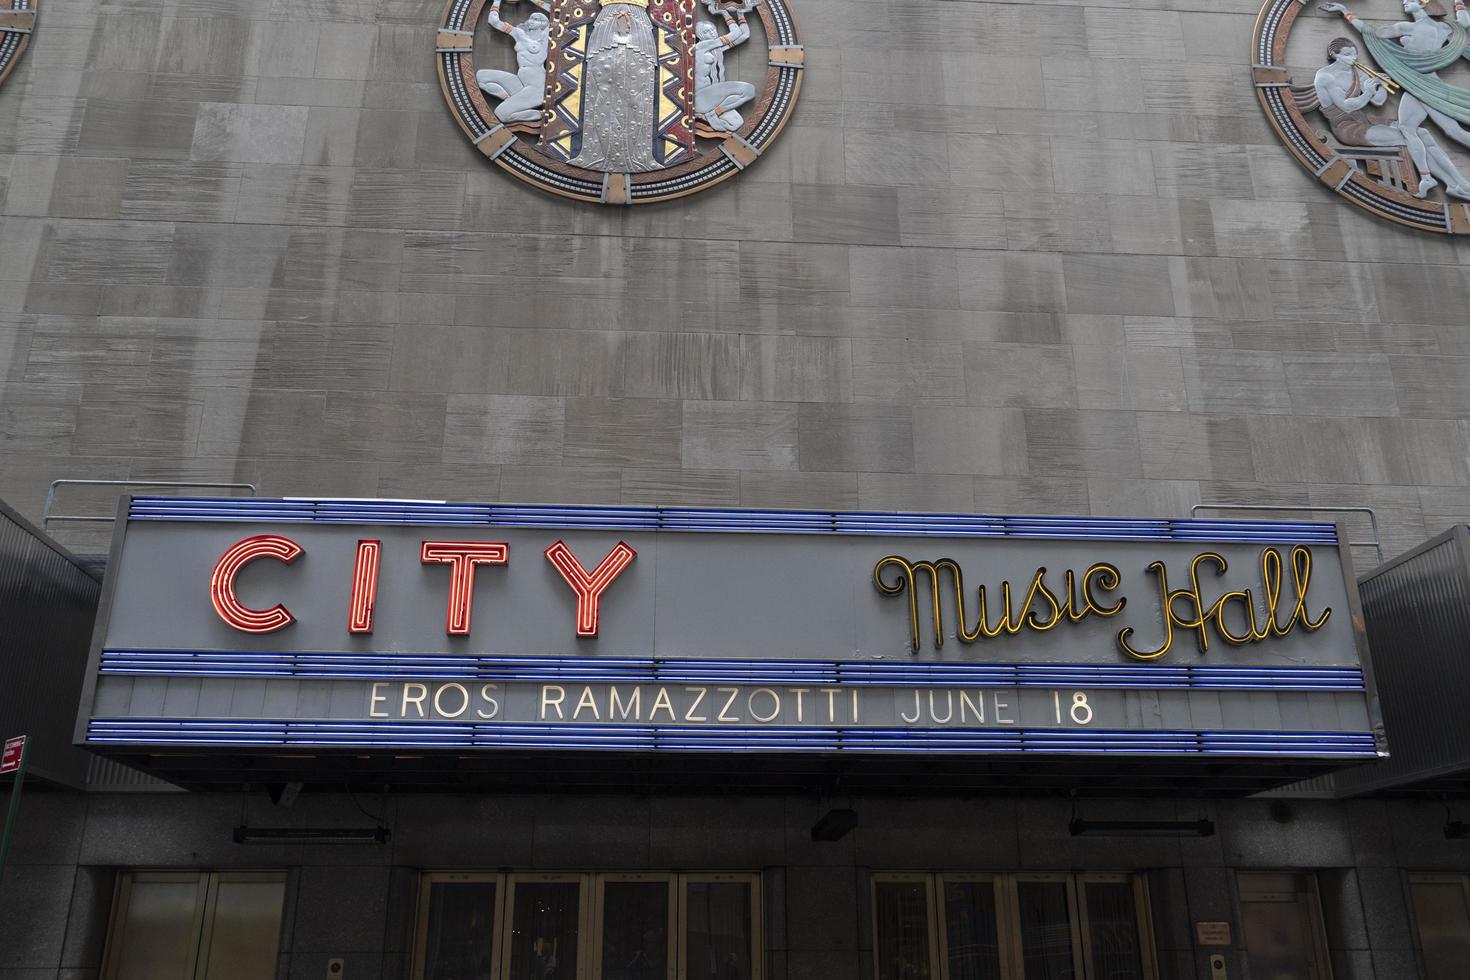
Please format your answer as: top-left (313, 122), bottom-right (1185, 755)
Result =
top-left (74, 498), bottom-right (1385, 792)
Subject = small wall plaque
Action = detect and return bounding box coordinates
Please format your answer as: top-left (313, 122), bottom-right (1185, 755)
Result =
top-left (1196, 921), bottom-right (1232, 946)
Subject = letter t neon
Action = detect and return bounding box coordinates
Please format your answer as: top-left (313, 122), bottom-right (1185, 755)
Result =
top-left (421, 541), bottom-right (509, 635)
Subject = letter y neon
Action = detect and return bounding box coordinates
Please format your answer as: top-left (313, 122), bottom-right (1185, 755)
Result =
top-left (544, 540), bottom-right (637, 637)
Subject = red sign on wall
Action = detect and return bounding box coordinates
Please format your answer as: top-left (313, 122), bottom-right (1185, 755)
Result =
top-left (0, 736), bottom-right (24, 774)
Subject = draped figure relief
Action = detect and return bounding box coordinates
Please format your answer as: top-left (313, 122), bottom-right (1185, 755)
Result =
top-left (569, 3), bottom-right (662, 172)
top-left (540, 0), bottom-right (699, 173)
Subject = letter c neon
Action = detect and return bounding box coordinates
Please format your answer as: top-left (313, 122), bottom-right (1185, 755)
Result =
top-left (210, 534), bottom-right (303, 633)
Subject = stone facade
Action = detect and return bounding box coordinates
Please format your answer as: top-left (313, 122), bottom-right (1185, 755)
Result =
top-left (0, 0), bottom-right (1465, 560)
top-left (3, 1), bottom-right (1470, 979)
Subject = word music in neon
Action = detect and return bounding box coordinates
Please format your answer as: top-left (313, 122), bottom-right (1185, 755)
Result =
top-left (873, 557), bottom-right (1126, 654)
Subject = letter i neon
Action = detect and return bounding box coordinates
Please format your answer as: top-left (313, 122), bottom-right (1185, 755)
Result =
top-left (348, 539), bottom-right (382, 634)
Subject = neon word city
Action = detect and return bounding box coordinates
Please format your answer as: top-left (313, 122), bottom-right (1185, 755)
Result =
top-left (209, 534), bottom-right (636, 638)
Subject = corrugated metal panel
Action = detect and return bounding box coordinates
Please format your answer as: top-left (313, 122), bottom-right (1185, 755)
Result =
top-left (1256, 773), bottom-right (1339, 799)
top-left (85, 755), bottom-right (179, 792)
top-left (0, 500), bottom-right (102, 789)
top-left (1335, 526), bottom-right (1470, 796)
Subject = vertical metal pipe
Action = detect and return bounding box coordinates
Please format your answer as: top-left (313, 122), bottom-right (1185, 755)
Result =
top-left (0, 739), bottom-right (29, 889)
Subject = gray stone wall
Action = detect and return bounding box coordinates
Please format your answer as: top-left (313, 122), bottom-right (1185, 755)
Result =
top-left (0, 789), bottom-right (1459, 980)
top-left (0, 0), bottom-right (1466, 559)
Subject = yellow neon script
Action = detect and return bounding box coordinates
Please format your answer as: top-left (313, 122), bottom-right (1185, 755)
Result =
top-left (1117, 545), bottom-right (1331, 661)
top-left (873, 546), bottom-right (1332, 661)
top-left (873, 557), bottom-right (1126, 653)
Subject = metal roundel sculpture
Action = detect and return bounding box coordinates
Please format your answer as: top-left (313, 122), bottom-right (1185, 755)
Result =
top-left (1254, 0), bottom-right (1470, 233)
top-left (0, 0), bottom-right (36, 88)
top-left (436, 0), bottom-right (803, 204)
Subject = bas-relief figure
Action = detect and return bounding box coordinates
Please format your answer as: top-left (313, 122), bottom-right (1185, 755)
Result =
top-left (569, 1), bottom-right (665, 172)
top-left (694, 6), bottom-right (758, 133)
top-left (1316, 0), bottom-right (1470, 197)
top-left (477, 0), bottom-right (551, 125)
top-left (440, 0), bottom-right (801, 203)
top-left (1311, 36), bottom-right (1470, 196)
top-left (476, 0), bottom-right (759, 172)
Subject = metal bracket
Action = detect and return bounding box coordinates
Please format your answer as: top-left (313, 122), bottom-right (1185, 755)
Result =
top-left (769, 44), bottom-right (804, 68)
top-left (0, 10), bottom-right (35, 32)
top-left (44, 480), bottom-right (257, 530)
top-left (1190, 502), bottom-right (1382, 563)
top-left (720, 133), bottom-right (760, 169)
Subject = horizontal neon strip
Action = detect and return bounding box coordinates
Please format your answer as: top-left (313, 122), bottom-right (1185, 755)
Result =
top-left (126, 498), bottom-right (1340, 545)
top-left (86, 718), bottom-right (1377, 758)
top-left (97, 651), bottom-right (1366, 692)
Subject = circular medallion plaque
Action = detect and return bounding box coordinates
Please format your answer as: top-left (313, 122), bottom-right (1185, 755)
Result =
top-left (436, 0), bottom-right (804, 205)
top-left (1253, 0), bottom-right (1470, 233)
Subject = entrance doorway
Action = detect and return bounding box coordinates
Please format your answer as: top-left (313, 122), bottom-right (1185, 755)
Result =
top-left (414, 871), bottom-right (762, 980)
top-left (100, 870), bottom-right (288, 980)
top-left (1236, 872), bottom-right (1332, 980)
top-left (871, 872), bottom-right (1159, 980)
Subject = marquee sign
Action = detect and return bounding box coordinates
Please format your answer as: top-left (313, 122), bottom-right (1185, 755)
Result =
top-left (435, 0), bottom-right (803, 204)
top-left (0, 0), bottom-right (36, 88)
top-left (76, 498), bottom-right (1384, 760)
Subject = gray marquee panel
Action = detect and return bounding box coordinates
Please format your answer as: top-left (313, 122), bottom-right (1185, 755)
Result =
top-left (99, 523), bottom-right (1360, 667)
top-left (77, 501), bottom-right (1382, 759)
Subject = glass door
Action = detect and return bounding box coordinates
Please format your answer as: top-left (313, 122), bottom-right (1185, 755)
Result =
top-left (937, 875), bottom-right (1006, 980)
top-left (419, 873), bottom-right (504, 980)
top-left (103, 872), bottom-right (209, 980)
top-left (1010, 875), bottom-right (1082, 980)
top-left (872, 873), bottom-right (938, 980)
top-left (680, 873), bottom-right (761, 980)
top-left (594, 874), bottom-right (675, 980)
top-left (415, 872), bottom-right (762, 980)
top-left (102, 871), bottom-right (287, 980)
top-left (1076, 875), bottom-right (1154, 980)
top-left (1236, 872), bottom-right (1332, 980)
top-left (195, 873), bottom-right (292, 980)
top-left (1407, 873), bottom-right (1470, 980)
top-left (503, 874), bottom-right (589, 980)
top-left (872, 872), bottom-right (1157, 980)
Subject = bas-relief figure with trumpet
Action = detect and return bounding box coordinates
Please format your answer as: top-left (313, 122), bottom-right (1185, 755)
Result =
top-left (1315, 0), bottom-right (1470, 198)
top-left (1312, 35), bottom-right (1470, 197)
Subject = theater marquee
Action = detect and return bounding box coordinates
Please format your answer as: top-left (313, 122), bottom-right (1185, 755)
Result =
top-left (76, 499), bottom-right (1384, 760)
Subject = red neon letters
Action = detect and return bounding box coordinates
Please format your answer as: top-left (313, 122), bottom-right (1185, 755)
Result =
top-left (348, 540), bottom-right (382, 634)
top-left (209, 536), bottom-right (635, 637)
top-left (420, 541), bottom-right (509, 635)
top-left (210, 534), bottom-right (303, 633)
top-left (544, 540), bottom-right (637, 637)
